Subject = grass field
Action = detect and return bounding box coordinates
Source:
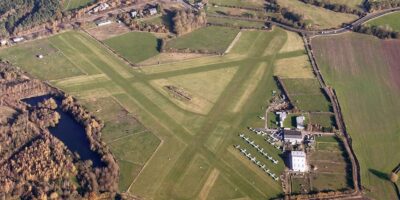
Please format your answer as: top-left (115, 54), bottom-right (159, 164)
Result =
top-left (166, 26), bottom-right (240, 53)
top-left (104, 32), bottom-right (160, 64)
top-left (209, 0), bottom-right (265, 8)
top-left (328, 0), bottom-right (362, 9)
top-left (207, 16), bottom-right (267, 28)
top-left (312, 32), bottom-right (400, 200)
top-left (63, 0), bottom-right (94, 11)
top-left (277, 0), bottom-right (358, 29)
top-left (309, 136), bottom-right (352, 192)
top-left (0, 28), bottom-right (315, 199)
top-left (366, 11), bottom-right (400, 32)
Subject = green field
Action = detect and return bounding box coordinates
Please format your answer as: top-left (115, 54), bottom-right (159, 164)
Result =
top-left (207, 16), bottom-right (267, 28)
top-left (166, 26), bottom-right (240, 53)
top-left (209, 0), bottom-right (265, 8)
top-left (277, 0), bottom-right (358, 29)
top-left (312, 33), bottom-right (400, 200)
top-left (0, 28), bottom-right (316, 199)
top-left (280, 78), bottom-right (332, 112)
top-left (63, 0), bottom-right (94, 11)
top-left (366, 11), bottom-right (400, 32)
top-left (104, 32), bottom-right (160, 64)
top-left (309, 136), bottom-right (353, 192)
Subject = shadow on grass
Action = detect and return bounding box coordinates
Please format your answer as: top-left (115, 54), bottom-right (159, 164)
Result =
top-left (369, 168), bottom-right (389, 181)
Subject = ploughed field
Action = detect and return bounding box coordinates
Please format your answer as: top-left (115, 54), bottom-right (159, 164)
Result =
top-left (0, 28), bottom-right (302, 199)
top-left (312, 32), bottom-right (400, 200)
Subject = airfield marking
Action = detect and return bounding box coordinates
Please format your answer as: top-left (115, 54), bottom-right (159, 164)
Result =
top-left (225, 31), bottom-right (242, 54)
top-left (127, 139), bottom-right (165, 192)
top-left (107, 130), bottom-right (150, 144)
top-left (198, 168), bottom-right (220, 200)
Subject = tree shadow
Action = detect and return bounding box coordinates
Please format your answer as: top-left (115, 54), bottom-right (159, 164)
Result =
top-left (369, 168), bottom-right (389, 181)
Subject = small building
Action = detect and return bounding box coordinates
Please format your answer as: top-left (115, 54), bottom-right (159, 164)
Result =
top-left (12, 37), bottom-right (24, 43)
top-left (130, 10), bottom-right (138, 18)
top-left (95, 19), bottom-right (112, 27)
top-left (296, 116), bottom-right (306, 130)
top-left (290, 151), bottom-right (308, 172)
top-left (276, 111), bottom-right (287, 127)
top-left (283, 130), bottom-right (303, 145)
top-left (92, 3), bottom-right (110, 13)
top-left (0, 39), bottom-right (7, 46)
top-left (148, 7), bottom-right (158, 15)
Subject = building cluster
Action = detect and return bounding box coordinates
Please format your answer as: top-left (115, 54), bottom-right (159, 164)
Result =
top-left (130, 5), bottom-right (159, 19)
top-left (87, 3), bottom-right (110, 14)
top-left (0, 36), bottom-right (25, 47)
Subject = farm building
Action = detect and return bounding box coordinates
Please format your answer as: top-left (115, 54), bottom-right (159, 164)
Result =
top-left (147, 7), bottom-right (158, 15)
top-left (12, 37), bottom-right (24, 43)
top-left (296, 116), bottom-right (306, 130)
top-left (284, 130), bottom-right (303, 145)
top-left (92, 3), bottom-right (109, 13)
top-left (0, 39), bottom-right (7, 46)
top-left (276, 111), bottom-right (287, 127)
top-left (290, 151), bottom-right (308, 172)
top-left (95, 19), bottom-right (112, 27)
top-left (131, 10), bottom-right (138, 18)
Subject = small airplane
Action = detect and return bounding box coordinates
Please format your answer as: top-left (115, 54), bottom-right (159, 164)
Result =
top-left (273, 160), bottom-right (278, 164)
top-left (240, 149), bottom-right (246, 153)
top-left (261, 165), bottom-right (266, 169)
top-left (251, 157), bottom-right (256, 162)
top-left (239, 134), bottom-right (244, 138)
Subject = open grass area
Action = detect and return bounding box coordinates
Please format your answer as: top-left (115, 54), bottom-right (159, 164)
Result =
top-left (279, 31), bottom-right (304, 53)
top-left (277, 0), bottom-right (358, 29)
top-left (0, 37), bottom-right (87, 80)
top-left (366, 11), bottom-right (400, 32)
top-left (207, 16), bottom-right (267, 28)
top-left (328, 0), bottom-right (362, 9)
top-left (312, 32), bottom-right (400, 199)
top-left (274, 55), bottom-right (314, 79)
top-left (209, 0), bottom-right (265, 8)
top-left (104, 32), bottom-right (160, 64)
top-left (166, 26), bottom-right (240, 53)
top-left (280, 78), bottom-right (332, 112)
top-left (63, 0), bottom-right (94, 11)
top-left (0, 27), bottom-right (314, 199)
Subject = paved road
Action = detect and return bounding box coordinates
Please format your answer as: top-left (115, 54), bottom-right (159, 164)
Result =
top-left (270, 7), bottom-right (400, 36)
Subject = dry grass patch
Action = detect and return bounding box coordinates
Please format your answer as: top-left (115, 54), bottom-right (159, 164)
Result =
top-left (86, 23), bottom-right (131, 41)
top-left (232, 62), bottom-right (268, 112)
top-left (150, 79), bottom-right (214, 115)
top-left (274, 55), bottom-right (314, 78)
top-left (52, 74), bottom-right (109, 87)
top-left (165, 67), bottom-right (239, 103)
top-left (139, 53), bottom-right (211, 66)
top-left (279, 31), bottom-right (304, 53)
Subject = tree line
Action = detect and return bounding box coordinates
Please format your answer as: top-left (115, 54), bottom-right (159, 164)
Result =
top-left (0, 0), bottom-right (62, 37)
top-left (363, 0), bottom-right (400, 12)
top-left (353, 24), bottom-right (399, 39)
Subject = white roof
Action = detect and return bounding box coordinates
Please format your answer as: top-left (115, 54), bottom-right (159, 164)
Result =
top-left (291, 151), bottom-right (306, 157)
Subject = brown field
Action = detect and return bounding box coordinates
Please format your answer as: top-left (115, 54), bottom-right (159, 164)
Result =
top-left (312, 32), bottom-right (400, 200)
top-left (86, 23), bottom-right (131, 41)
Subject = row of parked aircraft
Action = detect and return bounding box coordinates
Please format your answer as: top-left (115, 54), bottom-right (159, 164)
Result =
top-left (239, 134), bottom-right (279, 164)
top-left (235, 145), bottom-right (279, 181)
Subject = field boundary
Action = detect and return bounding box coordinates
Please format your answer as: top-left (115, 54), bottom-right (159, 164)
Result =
top-left (225, 31), bottom-right (242, 54)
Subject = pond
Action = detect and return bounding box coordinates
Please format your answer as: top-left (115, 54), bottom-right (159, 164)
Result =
top-left (23, 95), bottom-right (104, 168)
